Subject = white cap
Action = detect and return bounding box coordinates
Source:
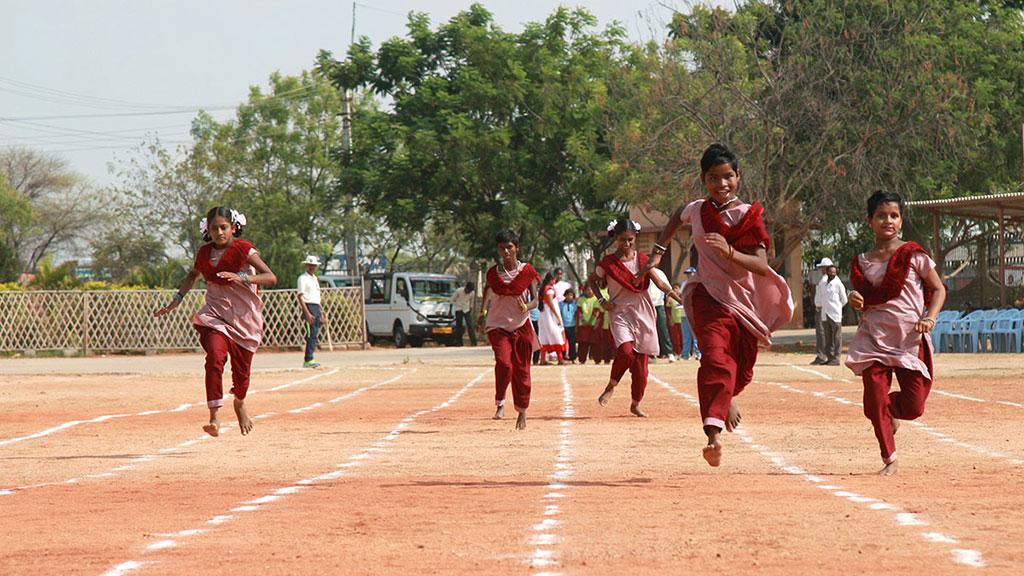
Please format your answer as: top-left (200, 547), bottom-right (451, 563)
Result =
top-left (302, 255), bottom-right (322, 266)
top-left (815, 257), bottom-right (834, 268)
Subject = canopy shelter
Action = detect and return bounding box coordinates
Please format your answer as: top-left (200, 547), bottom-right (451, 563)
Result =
top-left (908, 191), bottom-right (1024, 307)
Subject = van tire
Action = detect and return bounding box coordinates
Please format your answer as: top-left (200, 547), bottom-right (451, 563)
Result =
top-left (393, 322), bottom-right (408, 348)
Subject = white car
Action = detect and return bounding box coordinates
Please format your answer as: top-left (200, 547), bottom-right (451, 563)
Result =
top-left (363, 272), bottom-right (459, 348)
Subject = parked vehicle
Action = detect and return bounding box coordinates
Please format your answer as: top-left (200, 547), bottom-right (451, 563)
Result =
top-left (319, 274), bottom-right (361, 288)
top-left (363, 272), bottom-right (459, 348)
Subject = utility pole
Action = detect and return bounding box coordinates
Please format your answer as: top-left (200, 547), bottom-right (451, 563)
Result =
top-left (341, 1), bottom-right (360, 277)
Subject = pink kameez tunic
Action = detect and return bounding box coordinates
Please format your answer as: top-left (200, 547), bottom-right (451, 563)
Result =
top-left (191, 245), bottom-right (264, 352)
top-left (845, 252), bottom-right (935, 379)
top-left (596, 254), bottom-right (659, 356)
top-left (679, 199), bottom-right (793, 346)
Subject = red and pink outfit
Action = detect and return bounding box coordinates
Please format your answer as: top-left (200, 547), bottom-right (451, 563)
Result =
top-left (485, 262), bottom-right (541, 413)
top-left (680, 200), bottom-right (794, 430)
top-left (191, 239), bottom-right (264, 409)
top-left (596, 252), bottom-right (659, 404)
top-left (845, 242), bottom-right (936, 464)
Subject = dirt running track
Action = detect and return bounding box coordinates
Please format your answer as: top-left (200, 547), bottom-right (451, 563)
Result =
top-left (1, 344), bottom-right (1023, 575)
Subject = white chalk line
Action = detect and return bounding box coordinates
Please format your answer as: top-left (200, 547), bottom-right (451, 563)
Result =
top-left (778, 362), bottom-right (1024, 466)
top-left (527, 367), bottom-right (575, 575)
top-left (0, 368), bottom-right (344, 448)
top-left (98, 370), bottom-right (485, 576)
top-left (1, 368), bottom-right (404, 496)
top-left (649, 375), bottom-right (986, 569)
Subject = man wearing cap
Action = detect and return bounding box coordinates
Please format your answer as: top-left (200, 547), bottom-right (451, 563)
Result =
top-left (812, 258), bottom-right (847, 365)
top-left (297, 255), bottom-right (323, 368)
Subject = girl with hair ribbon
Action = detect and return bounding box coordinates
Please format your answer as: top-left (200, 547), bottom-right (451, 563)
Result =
top-left (155, 206), bottom-right (277, 437)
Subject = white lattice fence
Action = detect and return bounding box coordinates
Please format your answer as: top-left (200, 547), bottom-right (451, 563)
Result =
top-left (0, 287), bottom-right (364, 354)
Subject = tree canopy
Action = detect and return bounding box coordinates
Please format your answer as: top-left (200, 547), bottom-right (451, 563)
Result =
top-left (317, 4), bottom-right (633, 280)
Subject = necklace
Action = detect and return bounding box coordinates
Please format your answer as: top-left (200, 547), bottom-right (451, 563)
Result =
top-left (710, 197), bottom-right (738, 210)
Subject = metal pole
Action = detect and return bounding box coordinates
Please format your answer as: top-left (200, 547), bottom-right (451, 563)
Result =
top-left (342, 1), bottom-right (360, 277)
top-left (1000, 205), bottom-right (1007, 307)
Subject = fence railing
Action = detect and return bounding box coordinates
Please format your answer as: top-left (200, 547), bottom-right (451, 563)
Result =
top-left (0, 288), bottom-right (365, 354)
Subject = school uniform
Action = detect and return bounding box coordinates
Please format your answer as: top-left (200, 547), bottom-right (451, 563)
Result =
top-left (680, 199), bottom-right (794, 430)
top-left (596, 252), bottom-right (659, 403)
top-left (485, 262), bottom-right (540, 413)
top-left (846, 244), bottom-right (935, 464)
top-left (192, 240), bottom-right (264, 408)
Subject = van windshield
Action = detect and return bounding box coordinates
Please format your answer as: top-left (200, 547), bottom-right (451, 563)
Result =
top-left (410, 278), bottom-right (458, 302)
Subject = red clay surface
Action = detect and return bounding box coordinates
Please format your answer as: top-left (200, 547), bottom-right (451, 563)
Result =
top-left (2, 344), bottom-right (1023, 575)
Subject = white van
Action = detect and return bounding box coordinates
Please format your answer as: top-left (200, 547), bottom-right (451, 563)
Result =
top-left (363, 272), bottom-right (460, 348)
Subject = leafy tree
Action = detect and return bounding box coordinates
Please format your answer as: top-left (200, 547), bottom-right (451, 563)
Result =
top-left (0, 147), bottom-right (106, 272)
top-left (609, 0), bottom-right (1024, 271)
top-left (109, 71), bottom-right (363, 284)
top-left (318, 4), bottom-right (632, 282)
top-left (0, 173), bottom-right (33, 281)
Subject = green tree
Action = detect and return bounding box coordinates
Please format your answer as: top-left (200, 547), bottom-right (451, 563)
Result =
top-left (0, 173), bottom-right (33, 281)
top-left (318, 4), bottom-right (632, 282)
top-left (609, 0), bottom-right (1024, 271)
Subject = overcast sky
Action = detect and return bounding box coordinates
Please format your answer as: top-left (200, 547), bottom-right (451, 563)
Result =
top-left (1, 0), bottom-right (730, 186)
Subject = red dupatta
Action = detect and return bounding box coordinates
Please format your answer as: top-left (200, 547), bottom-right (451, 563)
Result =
top-left (849, 241), bottom-right (934, 307)
top-left (194, 239), bottom-right (254, 286)
top-left (486, 262), bottom-right (540, 295)
top-left (598, 251), bottom-right (649, 293)
top-left (700, 200), bottom-right (771, 252)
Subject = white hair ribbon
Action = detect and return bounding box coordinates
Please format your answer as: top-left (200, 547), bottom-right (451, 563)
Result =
top-left (230, 210), bottom-right (247, 227)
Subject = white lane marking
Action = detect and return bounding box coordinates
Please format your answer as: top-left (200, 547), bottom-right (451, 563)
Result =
top-left (650, 375), bottom-right (986, 569)
top-left (771, 367), bottom-right (1024, 466)
top-left (2, 369), bottom-right (400, 497)
top-left (1, 368), bottom-right (344, 448)
top-left (528, 367), bottom-right (575, 576)
top-left (97, 370), bottom-right (484, 576)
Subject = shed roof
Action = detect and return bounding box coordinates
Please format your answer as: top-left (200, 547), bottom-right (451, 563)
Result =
top-left (906, 191), bottom-right (1024, 224)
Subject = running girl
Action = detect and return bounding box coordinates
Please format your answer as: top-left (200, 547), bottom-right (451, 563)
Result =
top-left (641, 143), bottom-right (793, 466)
top-left (587, 218), bottom-right (682, 418)
top-left (846, 190), bottom-right (946, 476)
top-left (155, 207), bottom-right (277, 436)
top-left (478, 229), bottom-right (541, 430)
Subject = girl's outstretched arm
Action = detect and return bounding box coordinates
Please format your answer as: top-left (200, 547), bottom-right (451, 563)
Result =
top-left (636, 204), bottom-right (686, 284)
top-left (155, 268), bottom-right (200, 317)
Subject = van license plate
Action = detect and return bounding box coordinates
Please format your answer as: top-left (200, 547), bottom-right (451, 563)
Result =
top-left (432, 327), bottom-right (453, 334)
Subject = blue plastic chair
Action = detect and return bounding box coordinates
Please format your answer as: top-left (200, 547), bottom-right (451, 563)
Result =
top-left (932, 310), bottom-right (961, 354)
top-left (989, 309), bottom-right (1024, 353)
top-left (978, 309), bottom-right (1005, 352)
top-left (949, 310), bottom-right (987, 353)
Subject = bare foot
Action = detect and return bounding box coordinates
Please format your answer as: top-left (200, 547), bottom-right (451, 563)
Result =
top-left (234, 398), bottom-right (253, 436)
top-left (630, 402), bottom-right (648, 418)
top-left (598, 384), bottom-right (615, 406)
top-left (877, 461), bottom-right (899, 476)
top-left (203, 407), bottom-right (220, 437)
top-left (725, 400), bottom-right (742, 432)
top-left (702, 441), bottom-right (722, 467)
top-left (515, 411), bottom-right (527, 430)
top-left (493, 405), bottom-right (504, 420)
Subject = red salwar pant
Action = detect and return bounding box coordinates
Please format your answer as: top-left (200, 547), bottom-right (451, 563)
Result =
top-left (669, 322), bottom-right (683, 356)
top-left (690, 284), bottom-right (759, 430)
top-left (609, 342), bottom-right (649, 403)
top-left (488, 322), bottom-right (534, 412)
top-left (861, 337), bottom-right (933, 463)
top-left (196, 325), bottom-right (254, 408)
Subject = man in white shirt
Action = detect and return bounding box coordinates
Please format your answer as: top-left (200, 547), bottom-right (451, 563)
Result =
top-left (449, 282), bottom-right (477, 346)
top-left (815, 264), bottom-right (848, 366)
top-left (647, 266), bottom-right (673, 360)
top-left (811, 257), bottom-right (833, 365)
top-left (297, 255), bottom-right (323, 368)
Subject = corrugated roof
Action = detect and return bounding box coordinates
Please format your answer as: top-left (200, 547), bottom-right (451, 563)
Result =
top-left (907, 191), bottom-right (1024, 223)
